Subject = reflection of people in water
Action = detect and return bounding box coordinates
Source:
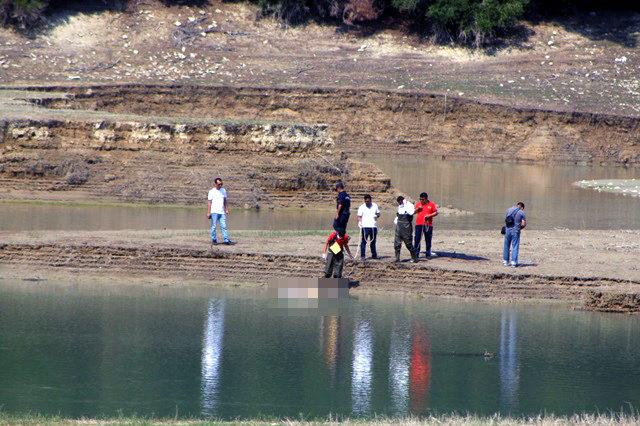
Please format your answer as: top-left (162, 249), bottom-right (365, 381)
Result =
top-left (351, 313), bottom-right (373, 415)
top-left (389, 319), bottom-right (411, 414)
top-left (321, 315), bottom-right (341, 385)
top-left (388, 319), bottom-right (432, 416)
top-left (499, 309), bottom-right (519, 412)
top-left (201, 299), bottom-right (226, 416)
top-left (409, 321), bottom-right (431, 414)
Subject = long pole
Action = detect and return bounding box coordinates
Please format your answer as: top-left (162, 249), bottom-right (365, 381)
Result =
top-left (444, 93), bottom-right (447, 121)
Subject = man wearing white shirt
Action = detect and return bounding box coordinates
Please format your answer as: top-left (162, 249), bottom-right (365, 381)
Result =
top-left (207, 177), bottom-right (234, 246)
top-left (357, 194), bottom-right (380, 260)
top-left (394, 196), bottom-right (418, 263)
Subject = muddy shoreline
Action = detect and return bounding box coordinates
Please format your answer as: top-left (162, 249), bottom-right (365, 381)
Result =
top-left (1, 229), bottom-right (638, 313)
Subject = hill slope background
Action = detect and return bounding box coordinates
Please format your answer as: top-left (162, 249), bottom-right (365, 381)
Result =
top-left (0, 0), bottom-right (638, 116)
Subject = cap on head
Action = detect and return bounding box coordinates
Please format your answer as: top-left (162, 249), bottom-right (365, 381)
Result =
top-left (335, 181), bottom-right (345, 190)
top-left (420, 192), bottom-right (428, 199)
top-left (396, 196), bottom-right (404, 204)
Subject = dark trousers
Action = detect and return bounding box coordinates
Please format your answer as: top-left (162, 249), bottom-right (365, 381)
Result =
top-left (359, 227), bottom-right (378, 259)
top-left (394, 219), bottom-right (416, 261)
top-left (324, 251), bottom-right (345, 278)
top-left (414, 225), bottom-right (433, 256)
top-left (333, 213), bottom-right (350, 236)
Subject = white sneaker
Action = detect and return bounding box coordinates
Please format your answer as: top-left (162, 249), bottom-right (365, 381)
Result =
top-left (510, 261), bottom-right (517, 268)
top-left (502, 260), bottom-right (508, 266)
top-left (428, 252), bottom-right (438, 258)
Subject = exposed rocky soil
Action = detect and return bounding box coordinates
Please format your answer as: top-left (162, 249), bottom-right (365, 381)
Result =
top-left (45, 84), bottom-right (640, 164)
top-left (0, 89), bottom-right (398, 207)
top-left (1, 229), bottom-right (638, 313)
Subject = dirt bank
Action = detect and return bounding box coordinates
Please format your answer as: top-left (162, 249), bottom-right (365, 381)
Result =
top-left (33, 84), bottom-right (640, 164)
top-left (1, 229), bottom-right (638, 313)
top-left (0, 90), bottom-right (399, 208)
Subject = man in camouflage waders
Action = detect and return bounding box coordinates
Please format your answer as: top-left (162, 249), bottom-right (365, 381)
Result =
top-left (394, 196), bottom-right (418, 263)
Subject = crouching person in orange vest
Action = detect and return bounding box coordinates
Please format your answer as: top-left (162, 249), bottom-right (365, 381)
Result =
top-left (322, 230), bottom-right (355, 278)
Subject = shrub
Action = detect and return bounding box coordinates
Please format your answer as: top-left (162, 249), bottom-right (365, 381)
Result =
top-left (254, 0), bottom-right (382, 25)
top-left (0, 0), bottom-right (48, 29)
top-left (427, 0), bottom-right (528, 46)
top-left (65, 169), bottom-right (90, 185)
top-left (256, 0), bottom-right (311, 25)
top-left (343, 0), bottom-right (381, 24)
top-left (390, 0), bottom-right (421, 12)
top-left (312, 0), bottom-right (344, 19)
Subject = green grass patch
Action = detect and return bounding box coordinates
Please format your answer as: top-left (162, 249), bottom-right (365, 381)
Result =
top-left (1, 412), bottom-right (640, 425)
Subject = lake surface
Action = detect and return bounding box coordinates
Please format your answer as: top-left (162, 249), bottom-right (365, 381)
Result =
top-left (1, 157), bottom-right (639, 232)
top-left (366, 155), bottom-right (640, 230)
top-left (0, 279), bottom-right (638, 419)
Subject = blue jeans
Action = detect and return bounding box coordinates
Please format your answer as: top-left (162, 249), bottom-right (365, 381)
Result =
top-left (503, 227), bottom-right (521, 264)
top-left (359, 227), bottom-right (378, 258)
top-left (210, 213), bottom-right (229, 243)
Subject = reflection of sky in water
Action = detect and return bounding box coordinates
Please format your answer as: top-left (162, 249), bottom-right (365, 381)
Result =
top-left (499, 309), bottom-right (519, 412)
top-left (201, 299), bottom-right (226, 416)
top-left (389, 319), bottom-right (411, 415)
top-left (351, 314), bottom-right (374, 416)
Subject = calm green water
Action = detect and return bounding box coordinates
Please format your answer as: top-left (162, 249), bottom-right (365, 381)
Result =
top-left (0, 279), bottom-right (638, 419)
top-left (1, 158), bottom-right (639, 232)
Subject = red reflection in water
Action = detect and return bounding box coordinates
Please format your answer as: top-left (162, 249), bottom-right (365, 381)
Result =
top-left (409, 322), bottom-right (431, 413)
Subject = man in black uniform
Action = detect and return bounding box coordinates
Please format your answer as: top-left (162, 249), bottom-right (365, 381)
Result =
top-left (333, 181), bottom-right (351, 237)
top-left (394, 196), bottom-right (418, 263)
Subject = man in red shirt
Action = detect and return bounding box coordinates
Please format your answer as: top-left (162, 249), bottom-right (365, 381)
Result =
top-left (414, 192), bottom-right (438, 258)
top-left (322, 230), bottom-right (354, 278)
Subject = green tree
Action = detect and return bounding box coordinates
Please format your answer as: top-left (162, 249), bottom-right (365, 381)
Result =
top-left (390, 0), bottom-right (421, 12)
top-left (427, 0), bottom-right (528, 46)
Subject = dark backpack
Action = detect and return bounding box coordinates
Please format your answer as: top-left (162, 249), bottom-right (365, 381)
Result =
top-left (505, 208), bottom-right (520, 228)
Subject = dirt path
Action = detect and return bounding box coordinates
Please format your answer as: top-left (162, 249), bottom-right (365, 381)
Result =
top-left (1, 229), bottom-right (638, 312)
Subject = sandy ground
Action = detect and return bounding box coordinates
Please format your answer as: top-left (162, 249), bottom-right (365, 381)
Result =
top-left (1, 228), bottom-right (639, 312)
top-left (2, 228), bottom-right (639, 280)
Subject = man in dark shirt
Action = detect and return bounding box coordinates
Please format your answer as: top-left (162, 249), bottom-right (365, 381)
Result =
top-left (333, 181), bottom-right (351, 237)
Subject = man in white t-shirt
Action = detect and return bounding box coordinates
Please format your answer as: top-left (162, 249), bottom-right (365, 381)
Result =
top-left (357, 194), bottom-right (381, 260)
top-left (207, 177), bottom-right (234, 245)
